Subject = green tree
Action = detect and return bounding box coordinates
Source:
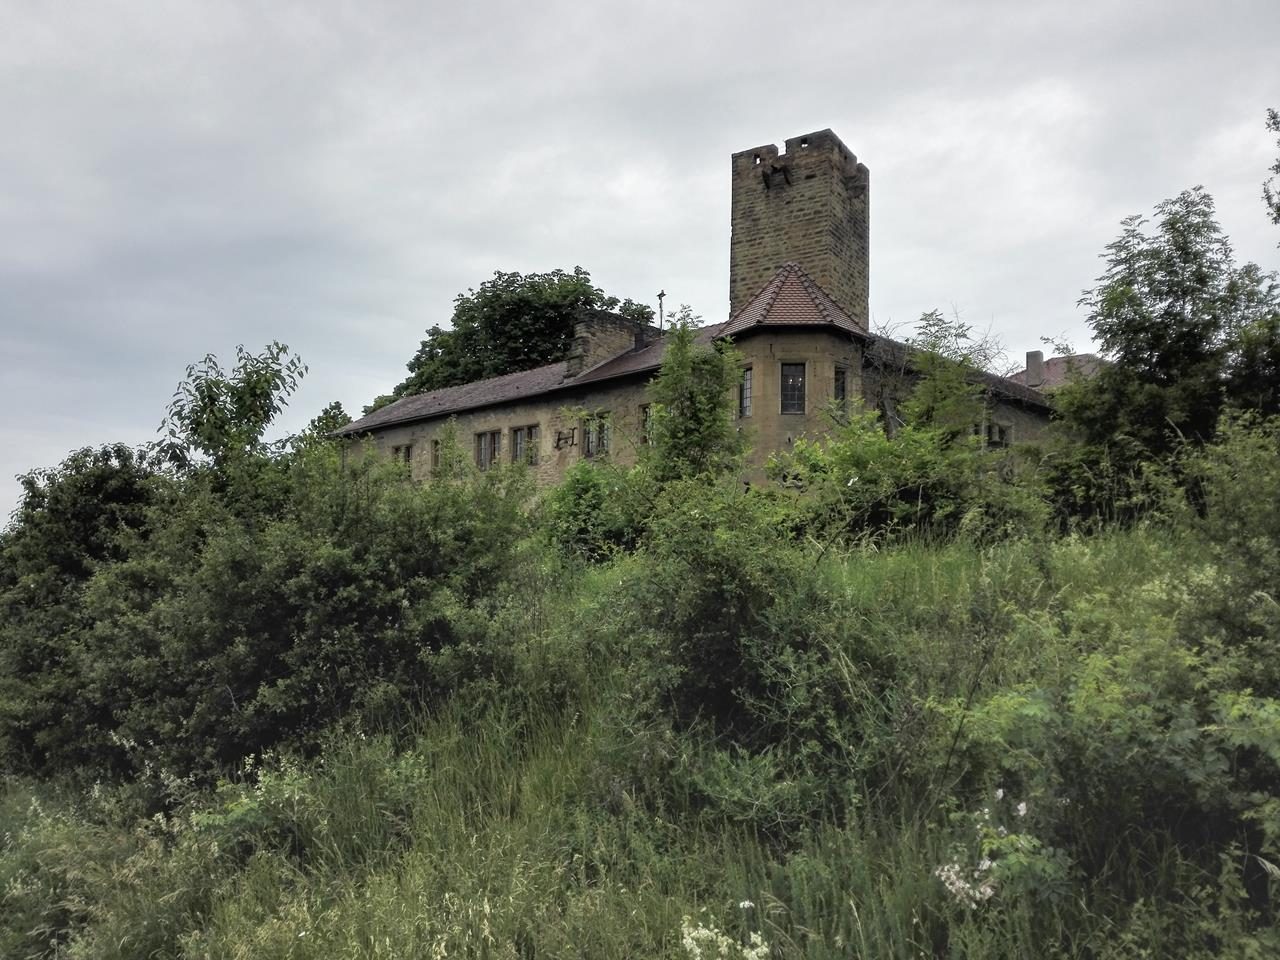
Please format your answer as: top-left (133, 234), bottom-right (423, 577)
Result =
top-left (0, 445), bottom-right (160, 773)
top-left (1059, 187), bottom-right (1280, 455)
top-left (155, 342), bottom-right (307, 471)
top-left (1265, 107), bottom-right (1280, 232)
top-left (294, 400), bottom-right (352, 450)
top-left (372, 267), bottom-right (652, 412)
top-left (644, 310), bottom-right (746, 482)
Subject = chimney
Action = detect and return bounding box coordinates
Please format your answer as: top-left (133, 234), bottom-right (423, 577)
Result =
top-left (1025, 350), bottom-right (1046, 388)
top-left (565, 309), bottom-right (647, 378)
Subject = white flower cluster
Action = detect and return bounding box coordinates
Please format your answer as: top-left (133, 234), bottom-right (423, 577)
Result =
top-left (680, 916), bottom-right (770, 960)
top-left (934, 787), bottom-right (1033, 909)
top-left (934, 860), bottom-right (996, 910)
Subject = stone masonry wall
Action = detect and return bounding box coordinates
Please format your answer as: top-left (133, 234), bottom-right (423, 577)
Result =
top-left (360, 329), bottom-right (869, 487)
top-left (565, 310), bottom-right (651, 377)
top-left (730, 130), bottom-right (870, 325)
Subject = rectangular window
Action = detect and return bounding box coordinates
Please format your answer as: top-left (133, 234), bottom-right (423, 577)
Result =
top-left (986, 422), bottom-right (1012, 448)
top-left (391, 443), bottom-right (413, 466)
top-left (475, 430), bottom-right (500, 470)
top-left (781, 362), bottom-right (806, 414)
top-left (834, 366), bottom-right (848, 408)
top-left (738, 367), bottom-right (753, 418)
top-left (511, 424), bottom-right (540, 465)
top-left (431, 439), bottom-right (441, 470)
top-left (640, 404), bottom-right (652, 443)
top-left (582, 414), bottom-right (610, 458)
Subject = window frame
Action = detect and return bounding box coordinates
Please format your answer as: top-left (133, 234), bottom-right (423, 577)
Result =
top-left (738, 366), bottom-right (753, 419)
top-left (511, 424), bottom-right (540, 465)
top-left (780, 362), bottom-right (806, 415)
top-left (834, 364), bottom-right (848, 409)
top-left (581, 413), bottom-right (610, 459)
top-left (474, 430), bottom-right (501, 470)
top-left (391, 443), bottom-right (413, 466)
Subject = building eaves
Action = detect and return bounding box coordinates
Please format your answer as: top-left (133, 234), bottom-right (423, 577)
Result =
top-left (865, 337), bottom-right (1050, 409)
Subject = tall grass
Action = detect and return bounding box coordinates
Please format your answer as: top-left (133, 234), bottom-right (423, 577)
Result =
top-left (2, 522), bottom-right (1273, 958)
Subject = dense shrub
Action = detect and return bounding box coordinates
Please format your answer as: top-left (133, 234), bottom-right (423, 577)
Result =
top-left (1, 441), bottom-right (533, 780)
top-left (770, 405), bottom-right (1047, 544)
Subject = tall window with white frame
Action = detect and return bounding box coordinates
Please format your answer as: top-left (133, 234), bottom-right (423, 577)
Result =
top-left (738, 366), bottom-right (753, 418)
top-left (511, 424), bottom-right (540, 465)
top-left (834, 365), bottom-right (848, 413)
top-left (780, 362), bottom-right (806, 414)
top-left (475, 430), bottom-right (500, 470)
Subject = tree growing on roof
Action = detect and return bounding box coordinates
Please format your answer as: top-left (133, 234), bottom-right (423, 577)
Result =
top-left (368, 267), bottom-right (653, 413)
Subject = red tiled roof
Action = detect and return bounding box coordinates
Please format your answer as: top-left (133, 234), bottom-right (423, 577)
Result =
top-left (720, 262), bottom-right (868, 339)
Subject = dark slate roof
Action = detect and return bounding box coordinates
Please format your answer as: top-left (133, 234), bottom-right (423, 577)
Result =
top-left (720, 262), bottom-right (868, 339)
top-left (340, 264), bottom-right (1046, 435)
top-left (340, 324), bottom-right (733, 436)
top-left (572, 322), bottom-right (728, 385)
top-left (865, 338), bottom-right (1050, 409)
top-left (338, 360), bottom-right (576, 436)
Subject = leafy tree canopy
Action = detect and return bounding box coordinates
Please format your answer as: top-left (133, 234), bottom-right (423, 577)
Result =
top-left (155, 341), bottom-right (307, 471)
top-left (369, 267), bottom-right (653, 413)
top-left (1265, 107), bottom-right (1280, 233)
top-left (1058, 187), bottom-right (1280, 454)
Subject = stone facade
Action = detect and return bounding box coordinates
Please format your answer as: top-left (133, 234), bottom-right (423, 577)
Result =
top-left (364, 377), bottom-right (655, 486)
top-left (342, 128), bottom-right (1051, 482)
top-left (730, 130), bottom-right (870, 325)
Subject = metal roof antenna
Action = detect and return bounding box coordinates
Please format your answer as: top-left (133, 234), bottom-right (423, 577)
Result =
top-left (657, 289), bottom-right (666, 332)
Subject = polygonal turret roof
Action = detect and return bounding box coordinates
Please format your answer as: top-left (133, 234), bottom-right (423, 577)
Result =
top-left (720, 262), bottom-right (868, 340)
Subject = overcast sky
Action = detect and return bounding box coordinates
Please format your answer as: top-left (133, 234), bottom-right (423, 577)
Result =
top-left (3, 0), bottom-right (1278, 521)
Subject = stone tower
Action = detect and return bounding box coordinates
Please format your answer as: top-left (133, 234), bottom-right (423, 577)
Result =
top-left (729, 129), bottom-right (870, 327)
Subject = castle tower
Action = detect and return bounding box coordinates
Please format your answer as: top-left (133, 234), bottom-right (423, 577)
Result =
top-left (729, 129), bottom-right (869, 327)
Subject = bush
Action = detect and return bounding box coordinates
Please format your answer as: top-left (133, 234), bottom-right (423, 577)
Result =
top-left (1, 439), bottom-right (535, 781)
top-left (770, 405), bottom-right (1047, 544)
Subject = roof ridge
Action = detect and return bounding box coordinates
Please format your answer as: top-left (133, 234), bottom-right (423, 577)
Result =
top-left (791, 265), bottom-right (835, 324)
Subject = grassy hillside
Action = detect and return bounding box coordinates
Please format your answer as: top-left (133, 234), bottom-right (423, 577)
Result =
top-left (5, 512), bottom-right (1279, 957)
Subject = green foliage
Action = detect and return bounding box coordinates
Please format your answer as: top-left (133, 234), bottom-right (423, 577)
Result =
top-left (771, 408), bottom-right (1045, 544)
top-left (540, 458), bottom-right (653, 560)
top-left (155, 341), bottom-right (307, 470)
top-left (296, 399), bottom-right (352, 447)
top-left (0, 445), bottom-right (161, 774)
top-left (1266, 108), bottom-right (1280, 232)
top-left (543, 313), bottom-right (746, 560)
top-left (902, 309), bottom-right (1003, 435)
top-left (644, 312), bottom-right (747, 482)
top-left (1, 436), bottom-right (533, 780)
top-left (1060, 188), bottom-right (1280, 456)
top-left (373, 267), bottom-right (653, 411)
top-left (10, 327), bottom-right (1280, 955)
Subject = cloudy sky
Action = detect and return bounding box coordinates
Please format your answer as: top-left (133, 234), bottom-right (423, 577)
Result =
top-left (3, 0), bottom-right (1278, 520)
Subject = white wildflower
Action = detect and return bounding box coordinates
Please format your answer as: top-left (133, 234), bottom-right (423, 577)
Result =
top-left (994, 788), bottom-right (1004, 801)
top-left (1016, 801), bottom-right (1028, 818)
top-left (738, 899), bottom-right (754, 910)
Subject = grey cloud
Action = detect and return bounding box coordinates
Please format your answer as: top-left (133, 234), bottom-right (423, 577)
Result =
top-left (3, 0), bottom-right (1279, 518)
